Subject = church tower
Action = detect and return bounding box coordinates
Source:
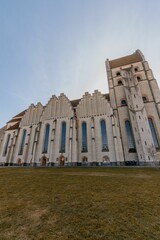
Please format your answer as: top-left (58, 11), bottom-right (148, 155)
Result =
top-left (106, 50), bottom-right (160, 165)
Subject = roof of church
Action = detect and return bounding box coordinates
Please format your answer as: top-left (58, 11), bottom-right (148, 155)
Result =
top-left (7, 122), bottom-right (20, 131)
top-left (7, 110), bottom-right (26, 124)
top-left (109, 51), bottom-right (143, 69)
top-left (0, 125), bottom-right (6, 134)
top-left (12, 110), bottom-right (26, 119)
top-left (7, 118), bottom-right (22, 123)
top-left (6, 110), bottom-right (25, 130)
top-left (71, 98), bottom-right (81, 108)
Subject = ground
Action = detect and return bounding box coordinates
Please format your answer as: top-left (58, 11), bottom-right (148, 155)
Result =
top-left (0, 167), bottom-right (160, 240)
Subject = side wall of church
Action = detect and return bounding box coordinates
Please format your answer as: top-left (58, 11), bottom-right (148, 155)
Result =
top-left (76, 91), bottom-right (124, 166)
top-left (0, 91), bottom-right (124, 166)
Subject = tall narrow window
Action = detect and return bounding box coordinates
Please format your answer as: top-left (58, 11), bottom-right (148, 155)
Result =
top-left (82, 122), bottom-right (87, 152)
top-left (42, 124), bottom-right (50, 153)
top-left (60, 122), bottom-right (66, 153)
top-left (31, 129), bottom-right (36, 155)
top-left (148, 118), bottom-right (159, 149)
top-left (100, 120), bottom-right (109, 151)
top-left (125, 120), bottom-right (136, 152)
top-left (19, 129), bottom-right (27, 155)
top-left (3, 134), bottom-right (11, 156)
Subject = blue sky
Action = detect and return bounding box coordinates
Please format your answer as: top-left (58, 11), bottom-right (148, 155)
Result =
top-left (1, 0), bottom-right (160, 127)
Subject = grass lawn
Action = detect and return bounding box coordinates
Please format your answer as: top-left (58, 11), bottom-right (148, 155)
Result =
top-left (0, 167), bottom-right (160, 240)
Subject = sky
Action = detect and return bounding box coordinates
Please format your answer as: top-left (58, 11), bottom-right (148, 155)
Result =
top-left (1, 0), bottom-right (160, 127)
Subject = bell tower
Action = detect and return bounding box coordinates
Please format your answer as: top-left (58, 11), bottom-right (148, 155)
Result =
top-left (106, 50), bottom-right (160, 165)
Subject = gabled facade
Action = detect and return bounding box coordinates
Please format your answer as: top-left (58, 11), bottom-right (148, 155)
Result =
top-left (0, 50), bottom-right (160, 166)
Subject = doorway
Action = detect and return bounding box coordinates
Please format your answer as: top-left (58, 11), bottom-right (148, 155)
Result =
top-left (59, 155), bottom-right (65, 166)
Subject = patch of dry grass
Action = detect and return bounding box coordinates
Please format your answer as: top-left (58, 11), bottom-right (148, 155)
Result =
top-left (0, 167), bottom-right (160, 240)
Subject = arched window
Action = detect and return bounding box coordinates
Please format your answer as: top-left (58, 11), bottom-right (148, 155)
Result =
top-left (100, 120), bottom-right (109, 152)
top-left (82, 122), bottom-right (87, 152)
top-left (125, 120), bottom-right (136, 152)
top-left (121, 99), bottom-right (127, 106)
top-left (42, 124), bottom-right (50, 153)
top-left (116, 72), bottom-right (121, 76)
top-left (18, 129), bottom-right (27, 155)
top-left (3, 134), bottom-right (11, 156)
top-left (60, 122), bottom-right (66, 153)
top-left (118, 80), bottom-right (123, 85)
top-left (148, 118), bottom-right (159, 149)
top-left (142, 96), bottom-right (147, 103)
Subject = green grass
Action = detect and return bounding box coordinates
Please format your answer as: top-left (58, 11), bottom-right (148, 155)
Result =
top-left (0, 167), bottom-right (160, 240)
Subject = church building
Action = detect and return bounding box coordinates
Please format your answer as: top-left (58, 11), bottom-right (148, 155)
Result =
top-left (0, 50), bottom-right (160, 166)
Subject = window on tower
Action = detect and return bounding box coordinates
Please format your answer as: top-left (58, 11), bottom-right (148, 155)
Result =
top-left (148, 118), bottom-right (159, 149)
top-left (116, 72), bottom-right (121, 77)
top-left (118, 80), bottom-right (123, 85)
top-left (142, 96), bottom-right (147, 103)
top-left (121, 99), bottom-right (127, 106)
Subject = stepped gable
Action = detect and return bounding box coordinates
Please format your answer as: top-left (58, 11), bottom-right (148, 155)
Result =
top-left (20, 102), bottom-right (43, 127)
top-left (76, 90), bottom-right (110, 118)
top-left (42, 93), bottom-right (74, 121)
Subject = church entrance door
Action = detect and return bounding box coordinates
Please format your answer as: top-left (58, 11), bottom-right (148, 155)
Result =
top-left (42, 156), bottom-right (47, 166)
top-left (60, 155), bottom-right (65, 166)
